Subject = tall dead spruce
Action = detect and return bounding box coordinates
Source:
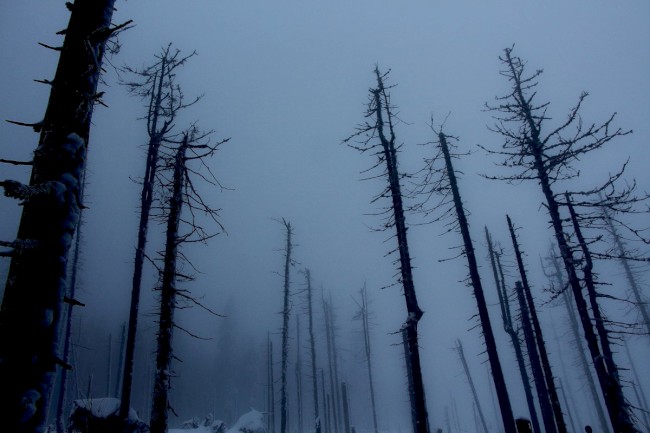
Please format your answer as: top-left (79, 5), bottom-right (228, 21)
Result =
top-left (0, 2), bottom-right (129, 432)
top-left (485, 47), bottom-right (636, 433)
top-left (149, 130), bottom-right (226, 433)
top-left (344, 67), bottom-right (429, 433)
top-left (119, 45), bottom-right (200, 422)
top-left (279, 219), bottom-right (293, 433)
top-left (414, 130), bottom-right (516, 433)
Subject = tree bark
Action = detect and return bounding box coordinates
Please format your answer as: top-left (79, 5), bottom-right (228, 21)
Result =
top-left (149, 136), bottom-right (188, 433)
top-left (507, 216), bottom-right (566, 433)
top-left (306, 270), bottom-right (321, 433)
top-left (486, 228), bottom-right (540, 433)
top-left (280, 220), bottom-right (293, 433)
top-left (0, 2), bottom-right (116, 431)
top-left (437, 133), bottom-right (515, 433)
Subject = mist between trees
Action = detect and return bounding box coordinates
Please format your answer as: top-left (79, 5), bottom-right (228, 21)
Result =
top-left (0, 3), bottom-right (649, 433)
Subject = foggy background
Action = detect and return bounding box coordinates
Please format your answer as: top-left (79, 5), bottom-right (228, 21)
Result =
top-left (1, 1), bottom-right (649, 431)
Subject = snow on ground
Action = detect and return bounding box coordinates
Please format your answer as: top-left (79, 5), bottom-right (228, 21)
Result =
top-left (170, 409), bottom-right (265, 433)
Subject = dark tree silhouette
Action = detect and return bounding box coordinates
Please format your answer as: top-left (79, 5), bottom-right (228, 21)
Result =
top-left (485, 47), bottom-right (637, 433)
top-left (0, 2), bottom-right (129, 431)
top-left (279, 219), bottom-right (293, 433)
top-left (486, 228), bottom-right (540, 433)
top-left (507, 216), bottom-right (566, 433)
top-left (344, 67), bottom-right (429, 433)
top-left (413, 129), bottom-right (516, 433)
top-left (149, 130), bottom-right (225, 433)
top-left (305, 270), bottom-right (322, 433)
top-left (118, 45), bottom-right (200, 422)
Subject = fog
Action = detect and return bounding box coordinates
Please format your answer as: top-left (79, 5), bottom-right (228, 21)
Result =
top-left (1, 1), bottom-right (649, 432)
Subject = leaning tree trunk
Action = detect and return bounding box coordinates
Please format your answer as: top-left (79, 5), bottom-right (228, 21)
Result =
top-left (455, 340), bottom-right (489, 433)
top-left (548, 252), bottom-right (611, 433)
top-left (372, 69), bottom-right (429, 433)
top-left (120, 57), bottom-right (168, 422)
top-left (0, 2), bottom-right (117, 432)
top-left (486, 228), bottom-right (540, 433)
top-left (507, 216), bottom-right (566, 433)
top-left (438, 133), bottom-right (516, 433)
top-left (503, 49), bottom-right (636, 433)
top-left (149, 136), bottom-right (188, 433)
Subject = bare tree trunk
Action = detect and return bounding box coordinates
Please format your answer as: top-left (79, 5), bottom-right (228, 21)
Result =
top-left (341, 382), bottom-right (351, 433)
top-left (306, 270), bottom-right (321, 433)
top-left (371, 68), bottom-right (429, 433)
top-left (280, 220), bottom-right (293, 433)
top-left (437, 133), bottom-right (515, 433)
top-left (565, 196), bottom-right (625, 389)
top-left (515, 279), bottom-right (556, 433)
top-left (120, 52), bottom-right (169, 421)
top-left (268, 335), bottom-right (276, 433)
top-left (115, 322), bottom-right (126, 397)
top-left (55, 192), bottom-right (85, 433)
top-left (455, 340), bottom-right (489, 433)
top-left (0, 2), bottom-right (118, 431)
top-left (497, 48), bottom-right (635, 433)
top-left (359, 285), bottom-right (379, 433)
top-left (321, 370), bottom-right (330, 433)
top-left (295, 315), bottom-right (304, 433)
top-left (486, 228), bottom-right (540, 433)
top-left (507, 216), bottom-right (566, 433)
top-left (149, 136), bottom-right (188, 433)
top-left (601, 207), bottom-right (650, 338)
top-left (107, 334), bottom-right (113, 396)
top-left (323, 298), bottom-right (340, 433)
top-left (402, 328), bottom-right (418, 433)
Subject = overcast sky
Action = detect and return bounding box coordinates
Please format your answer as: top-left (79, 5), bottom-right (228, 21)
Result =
top-left (1, 1), bottom-right (649, 430)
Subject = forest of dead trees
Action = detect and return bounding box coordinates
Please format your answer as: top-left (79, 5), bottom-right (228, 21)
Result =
top-left (0, 3), bottom-right (649, 433)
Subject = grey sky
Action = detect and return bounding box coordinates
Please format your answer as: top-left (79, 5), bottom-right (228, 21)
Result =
top-left (1, 1), bottom-right (649, 430)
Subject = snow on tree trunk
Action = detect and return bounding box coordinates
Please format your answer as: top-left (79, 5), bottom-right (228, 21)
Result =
top-left (0, 2), bottom-right (117, 432)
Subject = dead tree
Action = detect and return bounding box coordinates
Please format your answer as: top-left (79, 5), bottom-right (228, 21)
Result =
top-left (507, 216), bottom-right (567, 433)
top-left (413, 130), bottom-right (515, 433)
top-left (601, 207), bottom-right (650, 338)
top-left (485, 47), bottom-right (637, 433)
top-left (0, 2), bottom-right (129, 431)
top-left (119, 45), bottom-right (199, 421)
top-left (149, 130), bottom-right (225, 433)
top-left (353, 284), bottom-right (379, 433)
top-left (295, 314), bottom-right (304, 433)
top-left (305, 270), bottom-right (321, 433)
top-left (344, 66), bottom-right (429, 433)
top-left (55, 183), bottom-right (86, 433)
top-left (454, 339), bottom-right (489, 433)
top-left (279, 219), bottom-right (293, 433)
top-left (485, 228), bottom-right (540, 433)
top-left (323, 296), bottom-right (340, 433)
top-left (544, 248), bottom-right (611, 433)
top-left (268, 335), bottom-right (276, 433)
